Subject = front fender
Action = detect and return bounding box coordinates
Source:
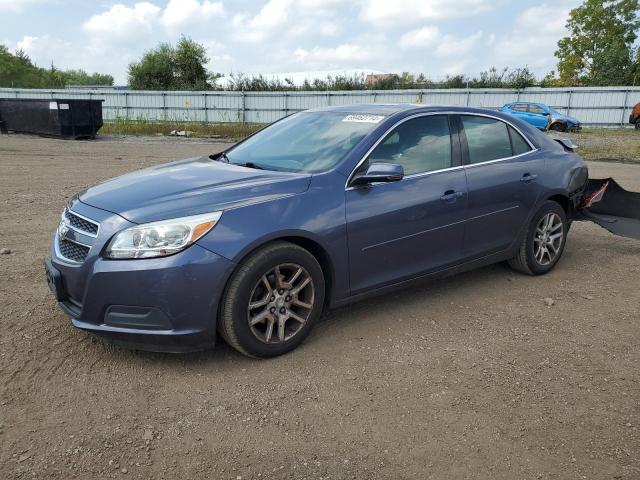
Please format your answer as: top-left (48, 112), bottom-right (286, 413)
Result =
top-left (196, 172), bottom-right (351, 302)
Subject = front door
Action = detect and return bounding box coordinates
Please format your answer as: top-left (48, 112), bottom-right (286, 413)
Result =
top-left (346, 114), bottom-right (468, 294)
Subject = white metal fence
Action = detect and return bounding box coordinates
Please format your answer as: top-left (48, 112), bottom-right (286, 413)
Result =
top-left (1, 86), bottom-right (639, 126)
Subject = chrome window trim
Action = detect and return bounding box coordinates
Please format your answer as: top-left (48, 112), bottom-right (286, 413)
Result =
top-left (344, 110), bottom-right (538, 190)
top-left (65, 209), bottom-right (100, 238)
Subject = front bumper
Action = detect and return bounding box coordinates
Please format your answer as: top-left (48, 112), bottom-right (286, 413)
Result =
top-left (47, 200), bottom-right (236, 352)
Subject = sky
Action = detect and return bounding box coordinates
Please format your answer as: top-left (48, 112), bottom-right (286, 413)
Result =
top-left (0, 0), bottom-right (582, 85)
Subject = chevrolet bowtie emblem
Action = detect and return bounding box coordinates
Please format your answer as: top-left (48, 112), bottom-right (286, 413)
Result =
top-left (58, 219), bottom-right (70, 239)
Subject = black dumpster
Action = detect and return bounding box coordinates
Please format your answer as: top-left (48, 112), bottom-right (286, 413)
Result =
top-left (0, 98), bottom-right (103, 139)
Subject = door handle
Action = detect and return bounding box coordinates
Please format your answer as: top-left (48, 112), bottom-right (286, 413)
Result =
top-left (521, 173), bottom-right (538, 183)
top-left (440, 190), bottom-right (464, 202)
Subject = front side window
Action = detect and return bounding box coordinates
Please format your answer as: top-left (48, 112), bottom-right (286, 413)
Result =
top-left (511, 104), bottom-right (529, 113)
top-left (226, 111), bottom-right (384, 173)
top-left (368, 115), bottom-right (452, 176)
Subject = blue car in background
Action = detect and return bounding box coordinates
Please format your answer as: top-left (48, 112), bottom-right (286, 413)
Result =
top-left (502, 102), bottom-right (582, 132)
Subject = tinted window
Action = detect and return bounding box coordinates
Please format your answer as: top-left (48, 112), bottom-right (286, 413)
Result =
top-left (369, 115), bottom-right (451, 175)
top-left (508, 126), bottom-right (532, 156)
top-left (511, 104), bottom-right (529, 112)
top-left (226, 111), bottom-right (384, 173)
top-left (461, 116), bottom-right (512, 164)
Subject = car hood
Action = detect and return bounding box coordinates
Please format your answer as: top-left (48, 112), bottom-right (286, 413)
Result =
top-left (79, 156), bottom-right (312, 224)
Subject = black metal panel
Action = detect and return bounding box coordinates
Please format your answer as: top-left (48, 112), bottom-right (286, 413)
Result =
top-left (0, 99), bottom-right (103, 139)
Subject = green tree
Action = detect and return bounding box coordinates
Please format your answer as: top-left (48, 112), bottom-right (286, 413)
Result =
top-left (554, 0), bottom-right (640, 85)
top-left (0, 45), bottom-right (113, 88)
top-left (128, 43), bottom-right (176, 90)
top-left (174, 36), bottom-right (209, 89)
top-left (128, 36), bottom-right (210, 90)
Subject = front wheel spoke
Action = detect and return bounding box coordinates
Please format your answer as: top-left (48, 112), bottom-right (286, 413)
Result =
top-left (250, 311), bottom-right (271, 326)
top-left (283, 267), bottom-right (303, 289)
top-left (278, 317), bottom-right (287, 341)
top-left (260, 275), bottom-right (273, 296)
top-left (535, 247), bottom-right (544, 262)
top-left (288, 311), bottom-right (306, 325)
top-left (249, 297), bottom-right (269, 309)
top-left (547, 243), bottom-right (557, 255)
top-left (291, 276), bottom-right (311, 295)
top-left (265, 319), bottom-right (275, 343)
top-left (274, 265), bottom-right (286, 289)
top-left (292, 297), bottom-right (313, 309)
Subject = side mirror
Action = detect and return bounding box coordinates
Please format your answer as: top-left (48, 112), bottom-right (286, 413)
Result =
top-left (351, 162), bottom-right (404, 187)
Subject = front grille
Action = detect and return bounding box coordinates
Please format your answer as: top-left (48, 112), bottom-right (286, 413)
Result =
top-left (65, 210), bottom-right (99, 236)
top-left (58, 239), bottom-right (90, 263)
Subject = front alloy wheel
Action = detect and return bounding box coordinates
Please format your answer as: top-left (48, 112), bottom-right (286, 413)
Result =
top-left (248, 264), bottom-right (315, 344)
top-left (219, 241), bottom-right (325, 358)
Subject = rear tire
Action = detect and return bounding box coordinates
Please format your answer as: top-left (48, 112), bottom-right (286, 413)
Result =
top-left (219, 241), bottom-right (325, 358)
top-left (508, 201), bottom-right (568, 276)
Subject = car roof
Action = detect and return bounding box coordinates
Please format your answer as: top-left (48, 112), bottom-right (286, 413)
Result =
top-left (308, 103), bottom-right (515, 116)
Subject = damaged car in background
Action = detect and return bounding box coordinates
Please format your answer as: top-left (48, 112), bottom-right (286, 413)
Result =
top-left (502, 101), bottom-right (582, 132)
top-left (44, 104), bottom-right (640, 358)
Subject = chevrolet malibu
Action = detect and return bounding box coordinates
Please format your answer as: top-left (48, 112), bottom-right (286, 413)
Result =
top-left (45, 105), bottom-right (589, 358)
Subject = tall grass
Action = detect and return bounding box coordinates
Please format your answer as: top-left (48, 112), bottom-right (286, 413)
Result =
top-left (101, 118), bottom-right (263, 140)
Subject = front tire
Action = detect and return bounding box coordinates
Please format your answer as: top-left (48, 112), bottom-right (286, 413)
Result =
top-left (219, 241), bottom-right (325, 358)
top-left (508, 201), bottom-right (568, 276)
top-left (635, 119), bottom-right (640, 130)
top-left (550, 122), bottom-right (566, 132)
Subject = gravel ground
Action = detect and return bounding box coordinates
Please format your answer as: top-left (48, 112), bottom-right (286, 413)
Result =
top-left (1, 134), bottom-right (639, 480)
top-left (565, 129), bottom-right (640, 164)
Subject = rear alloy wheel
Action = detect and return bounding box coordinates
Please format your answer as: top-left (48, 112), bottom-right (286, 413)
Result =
top-left (219, 241), bottom-right (324, 358)
top-left (508, 200), bottom-right (568, 275)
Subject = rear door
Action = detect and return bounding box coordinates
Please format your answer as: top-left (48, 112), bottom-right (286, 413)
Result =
top-left (345, 114), bottom-right (468, 294)
top-left (457, 114), bottom-right (544, 259)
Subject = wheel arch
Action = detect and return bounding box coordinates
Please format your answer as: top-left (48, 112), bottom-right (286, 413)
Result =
top-left (226, 233), bottom-right (337, 309)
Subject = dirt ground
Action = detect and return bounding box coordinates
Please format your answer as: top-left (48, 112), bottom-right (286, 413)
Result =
top-left (1, 134), bottom-right (639, 480)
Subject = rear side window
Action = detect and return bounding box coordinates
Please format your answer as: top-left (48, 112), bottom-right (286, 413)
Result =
top-left (369, 115), bottom-right (452, 176)
top-left (508, 126), bottom-right (532, 156)
top-left (461, 116), bottom-right (512, 164)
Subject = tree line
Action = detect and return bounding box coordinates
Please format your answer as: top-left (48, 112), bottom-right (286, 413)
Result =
top-left (2, 0), bottom-right (638, 91)
top-left (0, 45), bottom-right (113, 88)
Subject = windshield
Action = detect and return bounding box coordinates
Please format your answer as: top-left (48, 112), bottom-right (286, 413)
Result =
top-left (225, 111), bottom-right (385, 173)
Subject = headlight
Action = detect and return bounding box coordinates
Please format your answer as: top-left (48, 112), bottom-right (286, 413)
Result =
top-left (105, 211), bottom-right (222, 259)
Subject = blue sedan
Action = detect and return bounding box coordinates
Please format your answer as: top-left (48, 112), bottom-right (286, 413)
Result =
top-left (45, 104), bottom-right (589, 357)
top-left (502, 102), bottom-right (582, 132)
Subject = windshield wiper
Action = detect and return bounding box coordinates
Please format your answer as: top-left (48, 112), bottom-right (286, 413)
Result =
top-left (234, 162), bottom-right (265, 170)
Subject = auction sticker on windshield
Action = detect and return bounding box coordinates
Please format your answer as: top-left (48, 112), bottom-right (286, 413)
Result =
top-left (342, 114), bottom-right (385, 123)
